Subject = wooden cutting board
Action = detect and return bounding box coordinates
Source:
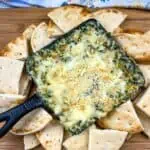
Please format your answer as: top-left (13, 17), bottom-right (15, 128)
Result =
top-left (0, 7), bottom-right (150, 150)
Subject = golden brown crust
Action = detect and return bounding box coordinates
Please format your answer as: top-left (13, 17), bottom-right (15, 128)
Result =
top-left (23, 24), bottom-right (36, 40)
top-left (48, 20), bottom-right (63, 37)
top-left (0, 35), bottom-right (28, 59)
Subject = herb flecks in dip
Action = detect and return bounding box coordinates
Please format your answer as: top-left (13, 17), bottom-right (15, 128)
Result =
top-left (26, 19), bottom-right (145, 135)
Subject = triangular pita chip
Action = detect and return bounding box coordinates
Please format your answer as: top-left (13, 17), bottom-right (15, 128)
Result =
top-left (47, 5), bottom-right (90, 33)
top-left (115, 31), bottom-right (150, 62)
top-left (31, 22), bottom-right (55, 52)
top-left (0, 36), bottom-right (29, 60)
top-left (136, 86), bottom-right (150, 117)
top-left (19, 71), bottom-right (32, 96)
top-left (36, 121), bottom-right (64, 150)
top-left (0, 57), bottom-right (24, 94)
top-left (0, 94), bottom-right (25, 107)
top-left (24, 134), bottom-right (40, 150)
top-left (23, 24), bottom-right (36, 40)
top-left (0, 107), bottom-right (9, 113)
top-left (11, 108), bottom-right (52, 135)
top-left (92, 9), bottom-right (127, 32)
top-left (48, 20), bottom-right (63, 37)
top-left (136, 108), bottom-right (150, 138)
top-left (63, 130), bottom-right (88, 150)
top-left (138, 64), bottom-right (150, 86)
top-left (88, 129), bottom-right (128, 150)
top-left (63, 125), bottom-right (96, 150)
top-left (98, 100), bottom-right (144, 134)
top-left (48, 6), bottom-right (126, 33)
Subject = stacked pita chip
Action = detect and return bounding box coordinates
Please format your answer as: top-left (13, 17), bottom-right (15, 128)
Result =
top-left (47, 6), bottom-right (127, 33)
top-left (0, 57), bottom-right (26, 113)
top-left (1, 4), bottom-right (150, 150)
top-left (0, 24), bottom-right (53, 150)
top-left (0, 25), bottom-right (35, 112)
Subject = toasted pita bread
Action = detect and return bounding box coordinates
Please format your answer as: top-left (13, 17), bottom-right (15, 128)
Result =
top-left (92, 9), bottom-right (127, 33)
top-left (89, 129), bottom-right (128, 150)
top-left (11, 108), bottom-right (52, 135)
top-left (36, 121), bottom-right (64, 150)
top-left (0, 107), bottom-right (9, 113)
top-left (63, 125), bottom-right (96, 150)
top-left (48, 20), bottom-right (63, 37)
top-left (98, 100), bottom-right (144, 134)
top-left (19, 72), bottom-right (32, 96)
top-left (136, 86), bottom-right (150, 117)
top-left (23, 24), bottom-right (36, 40)
top-left (0, 94), bottom-right (25, 107)
top-left (48, 6), bottom-right (126, 33)
top-left (24, 134), bottom-right (40, 150)
top-left (0, 57), bottom-right (24, 94)
top-left (31, 22), bottom-right (55, 52)
top-left (138, 64), bottom-right (150, 86)
top-left (115, 31), bottom-right (150, 62)
top-left (29, 86), bottom-right (37, 97)
top-left (63, 130), bottom-right (88, 150)
top-left (48, 5), bottom-right (90, 33)
top-left (136, 108), bottom-right (150, 138)
top-left (0, 36), bottom-right (29, 60)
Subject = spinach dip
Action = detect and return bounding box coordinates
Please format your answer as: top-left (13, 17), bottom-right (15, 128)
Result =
top-left (26, 19), bottom-right (145, 135)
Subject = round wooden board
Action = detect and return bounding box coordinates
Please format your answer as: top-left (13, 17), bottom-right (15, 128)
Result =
top-left (0, 7), bottom-right (150, 150)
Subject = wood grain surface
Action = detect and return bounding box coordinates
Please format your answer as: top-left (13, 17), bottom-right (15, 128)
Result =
top-left (0, 7), bottom-right (150, 150)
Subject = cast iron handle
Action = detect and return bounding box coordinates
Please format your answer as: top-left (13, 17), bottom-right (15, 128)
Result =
top-left (0, 94), bottom-right (43, 138)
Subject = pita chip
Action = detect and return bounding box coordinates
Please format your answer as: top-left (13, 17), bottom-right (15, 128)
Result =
top-left (92, 9), bottom-right (127, 32)
top-left (88, 129), bottom-right (128, 150)
top-left (0, 36), bottom-right (29, 60)
top-left (48, 20), bottom-right (63, 37)
top-left (48, 5), bottom-right (90, 32)
top-left (11, 108), bottom-right (52, 135)
top-left (48, 6), bottom-right (126, 33)
top-left (138, 64), bottom-right (150, 86)
top-left (24, 134), bottom-right (40, 150)
top-left (0, 57), bottom-right (24, 94)
top-left (23, 24), bottom-right (36, 40)
top-left (0, 107), bottom-right (9, 113)
top-left (136, 108), bottom-right (150, 138)
top-left (0, 94), bottom-right (25, 107)
top-left (19, 71), bottom-right (32, 96)
top-left (115, 31), bottom-right (150, 62)
top-left (36, 121), bottom-right (64, 150)
top-left (31, 22), bottom-right (55, 52)
top-left (63, 125), bottom-right (96, 150)
top-left (98, 100), bottom-right (144, 134)
top-left (63, 130), bottom-right (88, 150)
top-left (136, 86), bottom-right (150, 117)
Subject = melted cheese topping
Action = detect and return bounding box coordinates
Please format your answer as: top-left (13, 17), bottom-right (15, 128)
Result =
top-left (37, 35), bottom-right (127, 128)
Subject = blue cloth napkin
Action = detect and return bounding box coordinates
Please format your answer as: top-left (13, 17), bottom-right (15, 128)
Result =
top-left (0, 0), bottom-right (150, 9)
